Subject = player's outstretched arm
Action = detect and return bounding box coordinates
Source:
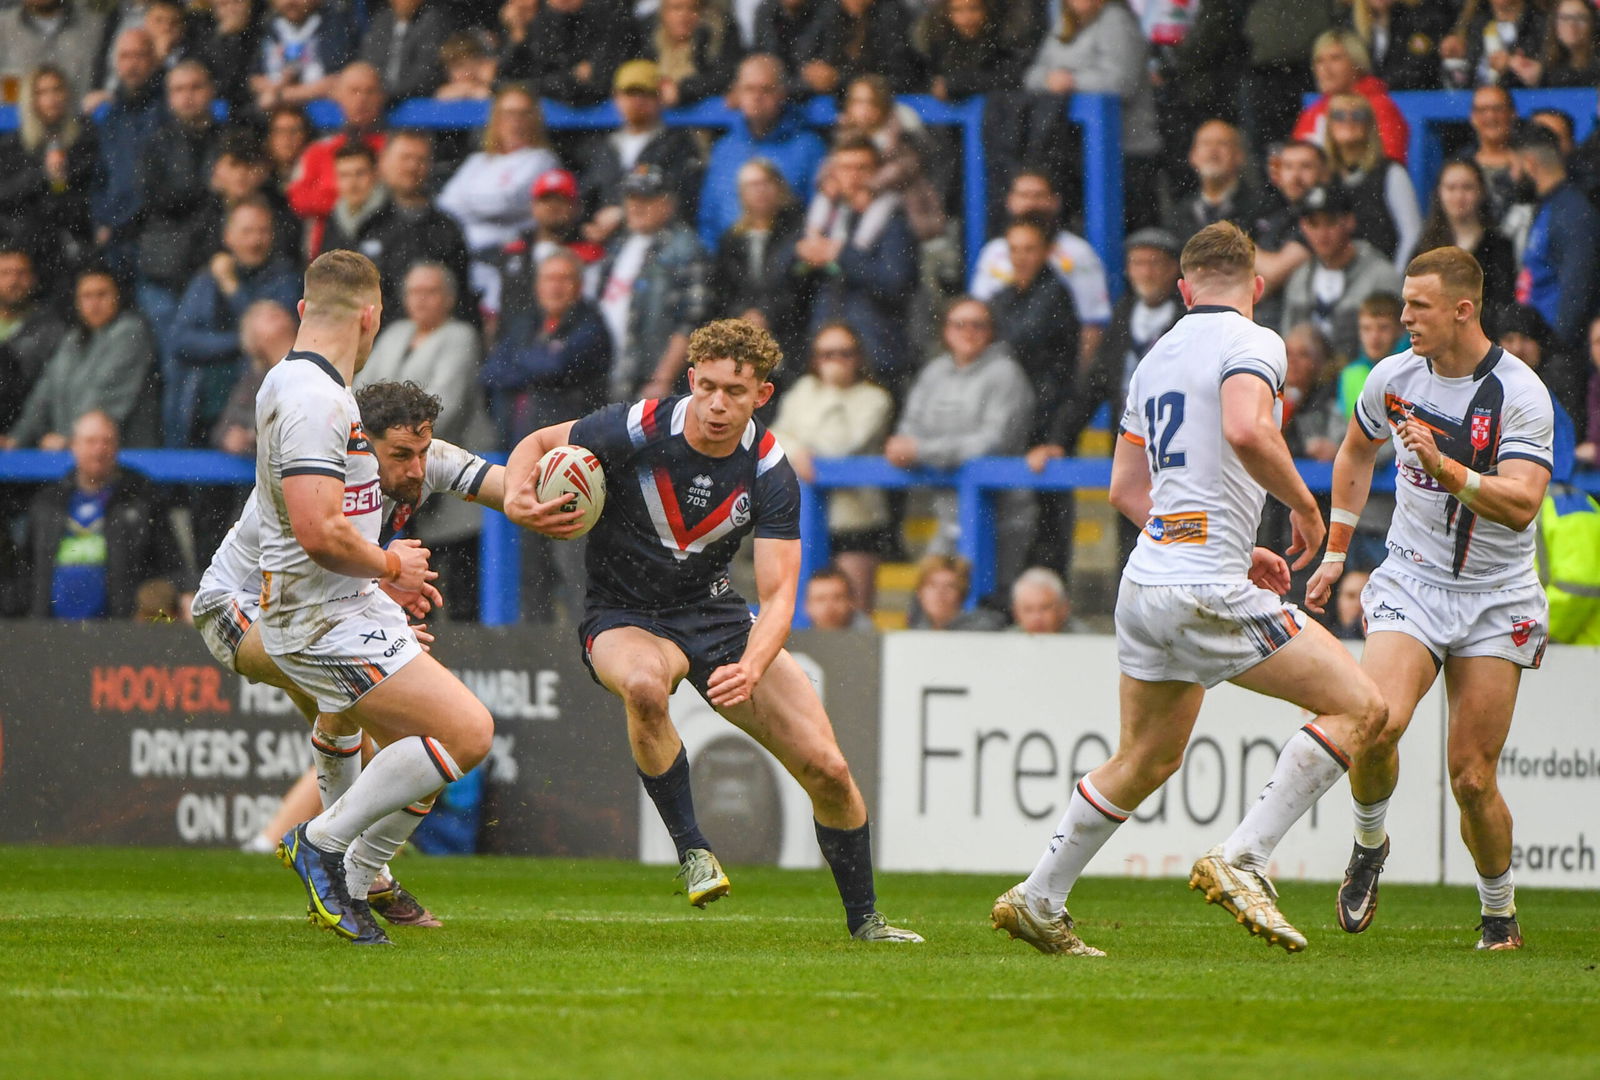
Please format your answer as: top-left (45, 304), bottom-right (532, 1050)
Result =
top-left (1398, 419), bottom-right (1550, 530)
top-left (469, 464), bottom-right (507, 513)
top-left (1107, 433), bottom-right (1153, 526)
top-left (706, 537), bottom-right (800, 709)
top-left (281, 474), bottom-right (432, 590)
top-left (504, 420), bottom-right (578, 498)
top-left (1306, 415), bottom-right (1383, 613)
top-left (1220, 372), bottom-right (1324, 569)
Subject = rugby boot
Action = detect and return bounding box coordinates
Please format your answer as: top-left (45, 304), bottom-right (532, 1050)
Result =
top-left (369, 880), bottom-right (443, 928)
top-left (676, 848), bottom-right (730, 908)
top-left (1476, 914), bottom-right (1524, 951)
top-left (990, 886), bottom-right (1106, 956)
top-left (1336, 837), bottom-right (1389, 934)
top-left (850, 912), bottom-right (925, 943)
top-left (1189, 845), bottom-right (1307, 953)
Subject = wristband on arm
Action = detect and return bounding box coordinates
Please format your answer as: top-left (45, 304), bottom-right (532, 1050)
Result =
top-left (1323, 507), bottom-right (1359, 565)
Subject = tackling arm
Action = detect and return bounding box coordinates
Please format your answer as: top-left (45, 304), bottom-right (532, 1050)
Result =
top-left (282, 474), bottom-right (429, 589)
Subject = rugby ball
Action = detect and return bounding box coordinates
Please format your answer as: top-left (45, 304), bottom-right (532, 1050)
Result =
top-left (534, 444), bottom-right (606, 539)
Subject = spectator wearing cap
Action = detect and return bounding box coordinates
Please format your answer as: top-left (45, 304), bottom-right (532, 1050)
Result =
top-left (638, 0), bottom-right (744, 108)
top-left (499, 0), bottom-right (642, 107)
top-left (0, 0), bottom-right (107, 113)
top-left (578, 60), bottom-right (706, 249)
top-left (591, 164), bottom-right (710, 400)
top-left (699, 54), bottom-right (827, 247)
top-left (284, 62), bottom-right (389, 252)
top-left (438, 86), bottom-right (563, 314)
top-left (753, 0), bottom-right (824, 77)
top-left (251, 0), bottom-right (358, 110)
top-left (359, 0), bottom-right (450, 101)
top-left (488, 167), bottom-right (607, 327)
top-left (1292, 29), bottom-right (1409, 165)
top-left (1282, 183), bottom-right (1402, 361)
top-left (968, 169), bottom-right (1110, 366)
top-left (1163, 120), bottom-right (1272, 245)
top-left (89, 28), bottom-right (165, 281)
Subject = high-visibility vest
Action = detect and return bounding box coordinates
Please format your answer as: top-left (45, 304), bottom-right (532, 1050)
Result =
top-left (1535, 483), bottom-right (1600, 646)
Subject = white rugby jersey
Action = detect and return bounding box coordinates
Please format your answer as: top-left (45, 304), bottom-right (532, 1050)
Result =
top-left (1119, 306), bottom-right (1288, 586)
top-left (1354, 345), bottom-right (1553, 590)
top-left (200, 436), bottom-right (491, 613)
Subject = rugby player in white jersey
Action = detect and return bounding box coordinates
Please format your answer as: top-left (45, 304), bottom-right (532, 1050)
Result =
top-left (253, 251), bottom-right (494, 945)
top-left (195, 378), bottom-right (506, 927)
top-left (1305, 247), bottom-right (1553, 950)
top-left (993, 222), bottom-right (1389, 956)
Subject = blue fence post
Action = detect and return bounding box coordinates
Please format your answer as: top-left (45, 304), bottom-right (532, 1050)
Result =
top-left (960, 95), bottom-right (988, 282)
top-left (1071, 94), bottom-right (1124, 299)
top-left (956, 469), bottom-right (997, 607)
top-left (794, 481), bottom-right (832, 630)
top-left (477, 510), bottom-right (521, 626)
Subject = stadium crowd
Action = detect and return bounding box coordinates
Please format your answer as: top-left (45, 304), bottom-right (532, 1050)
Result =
top-left (2, 0), bottom-right (1599, 636)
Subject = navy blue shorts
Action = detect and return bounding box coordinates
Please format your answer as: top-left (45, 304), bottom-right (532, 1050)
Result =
top-left (579, 594), bottom-right (755, 697)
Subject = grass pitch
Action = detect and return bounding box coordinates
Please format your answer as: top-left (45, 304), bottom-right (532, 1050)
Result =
top-left (2, 848), bottom-right (1596, 1080)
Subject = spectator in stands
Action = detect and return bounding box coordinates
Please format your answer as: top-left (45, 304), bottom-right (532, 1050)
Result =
top-left (1339, 0), bottom-right (1447, 92)
top-left (0, 66), bottom-right (100, 296)
top-left (1024, 0), bottom-right (1162, 227)
top-left (0, 0), bottom-right (105, 113)
top-left (1513, 122), bottom-right (1600, 404)
top-left (834, 75), bottom-right (946, 243)
top-left (888, 297), bottom-right (1033, 585)
top-left (213, 300), bottom-right (296, 457)
top-left (1416, 159), bottom-right (1517, 313)
top-left (373, 131), bottom-right (475, 317)
top-left (438, 87), bottom-right (562, 311)
top-left (251, 0), bottom-right (357, 109)
top-left (1440, 0), bottom-right (1545, 89)
top-left (1458, 84), bottom-right (1518, 221)
top-left (20, 409), bottom-right (179, 619)
top-left (499, 0), bottom-right (641, 107)
top-left (491, 169), bottom-right (607, 325)
top-left (0, 250), bottom-right (67, 435)
top-left (907, 553), bottom-right (1006, 630)
top-left (89, 28), bottom-right (164, 282)
top-left (434, 32), bottom-right (497, 100)
top-left (795, 0), bottom-right (920, 96)
top-left (770, 321), bottom-right (895, 610)
top-left (134, 60), bottom-right (221, 421)
top-left (1, 270), bottom-right (156, 449)
top-left (969, 169), bottom-right (1110, 364)
top-left (1029, 227), bottom-right (1181, 562)
top-left (1163, 119), bottom-right (1271, 244)
top-left (639, 0), bottom-right (742, 107)
top-left (578, 61), bottom-right (704, 248)
top-left (798, 135), bottom-right (919, 392)
top-left (1512, 0), bottom-right (1600, 87)
top-left (1282, 183), bottom-right (1403, 360)
top-left (593, 165), bottom-right (710, 399)
top-left (709, 159), bottom-right (807, 367)
top-left (699, 53), bottom-right (827, 247)
top-left (266, 105), bottom-right (312, 193)
top-left (920, 0), bottom-right (1026, 102)
top-left (1253, 140), bottom-right (1328, 328)
top-left (170, 198), bottom-right (301, 447)
top-left (1010, 566), bottom-right (1076, 633)
top-left (803, 566), bottom-right (873, 630)
top-left (1332, 567), bottom-right (1371, 638)
top-left (1577, 315), bottom-right (1600, 468)
top-left (285, 62), bottom-right (388, 251)
top-left (360, 0), bottom-right (449, 101)
top-left (201, 133), bottom-right (302, 271)
top-left (1148, 0), bottom-right (1246, 156)
top-left (319, 141), bottom-right (387, 256)
top-left (1530, 107), bottom-right (1576, 158)
top-left (1281, 322), bottom-right (1343, 461)
top-left (195, 0), bottom-right (260, 110)
top-left (754, 0), bottom-right (823, 77)
top-left (1343, 291), bottom-right (1405, 413)
top-left (1322, 92), bottom-right (1422, 270)
top-left (1292, 29), bottom-right (1408, 164)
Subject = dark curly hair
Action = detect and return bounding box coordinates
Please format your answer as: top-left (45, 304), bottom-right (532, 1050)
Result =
top-left (355, 380), bottom-right (443, 439)
top-left (686, 318), bottom-right (784, 382)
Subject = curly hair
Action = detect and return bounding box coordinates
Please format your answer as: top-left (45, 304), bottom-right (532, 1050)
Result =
top-left (686, 318), bottom-right (784, 382)
top-left (355, 380), bottom-right (443, 439)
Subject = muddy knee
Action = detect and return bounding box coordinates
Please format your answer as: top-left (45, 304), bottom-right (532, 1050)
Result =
top-left (1450, 761), bottom-right (1499, 808)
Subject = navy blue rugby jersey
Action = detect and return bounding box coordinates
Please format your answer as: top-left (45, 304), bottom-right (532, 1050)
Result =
top-left (568, 395), bottom-right (801, 609)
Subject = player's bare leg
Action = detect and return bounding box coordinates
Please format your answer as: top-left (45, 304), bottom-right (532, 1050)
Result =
top-left (718, 649), bottom-right (920, 941)
top-left (589, 627), bottom-right (729, 906)
top-left (1443, 655), bottom-right (1524, 949)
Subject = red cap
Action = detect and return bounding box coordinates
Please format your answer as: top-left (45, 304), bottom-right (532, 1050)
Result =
top-left (531, 169), bottom-right (579, 201)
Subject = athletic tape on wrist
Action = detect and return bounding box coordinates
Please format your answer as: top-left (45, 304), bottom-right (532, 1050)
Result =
top-left (383, 548), bottom-right (401, 582)
top-left (1330, 508), bottom-right (1361, 529)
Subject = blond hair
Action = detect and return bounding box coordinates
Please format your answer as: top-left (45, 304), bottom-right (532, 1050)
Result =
top-left (687, 318), bottom-right (784, 382)
top-left (1324, 93), bottom-right (1383, 175)
top-left (483, 85), bottom-right (548, 154)
top-left (1406, 246), bottom-right (1485, 311)
top-left (302, 250), bottom-right (381, 320)
top-left (1312, 28), bottom-right (1373, 75)
top-left (916, 553), bottom-right (971, 595)
top-left (1180, 221), bottom-right (1256, 285)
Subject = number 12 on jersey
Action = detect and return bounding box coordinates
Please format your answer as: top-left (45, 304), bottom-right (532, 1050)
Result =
top-left (1142, 391), bottom-right (1187, 473)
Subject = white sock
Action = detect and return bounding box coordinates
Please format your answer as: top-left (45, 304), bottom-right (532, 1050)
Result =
top-left (310, 727), bottom-right (364, 809)
top-left (1353, 796), bottom-right (1390, 849)
top-left (1478, 865), bottom-right (1516, 917)
top-left (1020, 776), bottom-right (1131, 914)
top-left (345, 799), bottom-right (433, 901)
top-left (306, 736), bottom-right (461, 854)
top-left (1223, 725), bottom-right (1350, 873)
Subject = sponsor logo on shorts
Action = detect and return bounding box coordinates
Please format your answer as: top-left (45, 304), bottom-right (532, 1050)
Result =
top-left (1370, 601), bottom-right (1407, 621)
top-left (382, 636), bottom-right (409, 659)
top-left (1510, 615), bottom-right (1538, 648)
top-left (709, 576), bottom-right (732, 599)
top-left (1143, 511), bottom-right (1207, 544)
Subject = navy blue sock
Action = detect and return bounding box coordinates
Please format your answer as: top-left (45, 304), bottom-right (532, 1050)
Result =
top-left (638, 746), bottom-right (711, 861)
top-left (815, 818), bottom-right (877, 932)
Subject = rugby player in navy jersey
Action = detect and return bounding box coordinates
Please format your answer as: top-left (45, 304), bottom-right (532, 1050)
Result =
top-left (504, 319), bottom-right (922, 942)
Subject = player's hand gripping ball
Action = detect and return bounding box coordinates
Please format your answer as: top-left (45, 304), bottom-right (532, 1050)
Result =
top-left (534, 444), bottom-right (607, 539)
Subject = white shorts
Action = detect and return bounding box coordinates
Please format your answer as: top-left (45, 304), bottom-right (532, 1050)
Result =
top-left (266, 591), bottom-right (423, 712)
top-left (193, 590), bottom-right (259, 673)
top-left (1363, 564), bottom-right (1548, 669)
top-left (1116, 578), bottom-right (1308, 688)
